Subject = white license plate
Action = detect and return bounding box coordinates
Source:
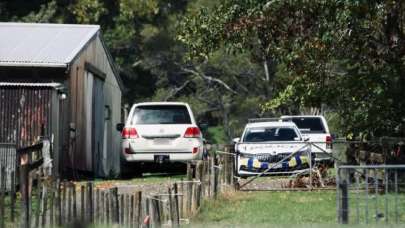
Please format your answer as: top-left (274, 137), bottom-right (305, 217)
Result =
top-left (267, 163), bottom-right (282, 169)
top-left (153, 139), bottom-right (171, 145)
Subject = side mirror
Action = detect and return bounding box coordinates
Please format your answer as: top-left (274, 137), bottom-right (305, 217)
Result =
top-left (198, 122), bottom-right (209, 132)
top-left (302, 136), bottom-right (310, 142)
top-left (116, 123), bottom-right (124, 132)
top-left (233, 137), bottom-right (240, 143)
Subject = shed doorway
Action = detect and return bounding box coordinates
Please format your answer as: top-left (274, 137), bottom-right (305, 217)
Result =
top-left (84, 71), bottom-right (105, 176)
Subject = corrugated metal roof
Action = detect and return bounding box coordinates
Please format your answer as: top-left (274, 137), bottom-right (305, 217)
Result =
top-left (0, 82), bottom-right (63, 88)
top-left (0, 22), bottom-right (99, 67)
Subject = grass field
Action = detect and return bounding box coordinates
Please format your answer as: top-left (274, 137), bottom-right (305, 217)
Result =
top-left (190, 190), bottom-right (404, 228)
top-left (192, 190), bottom-right (336, 226)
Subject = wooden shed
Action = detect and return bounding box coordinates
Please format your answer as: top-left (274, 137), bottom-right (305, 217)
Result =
top-left (0, 22), bottom-right (124, 178)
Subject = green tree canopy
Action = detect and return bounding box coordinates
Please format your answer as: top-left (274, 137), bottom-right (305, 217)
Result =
top-left (179, 0), bottom-right (405, 138)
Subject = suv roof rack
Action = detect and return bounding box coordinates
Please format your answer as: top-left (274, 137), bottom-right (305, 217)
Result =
top-left (248, 118), bottom-right (282, 123)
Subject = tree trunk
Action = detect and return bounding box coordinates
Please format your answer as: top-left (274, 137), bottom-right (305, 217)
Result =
top-left (263, 59), bottom-right (270, 82)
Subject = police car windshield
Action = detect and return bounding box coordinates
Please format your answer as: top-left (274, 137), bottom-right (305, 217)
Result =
top-left (243, 127), bottom-right (298, 142)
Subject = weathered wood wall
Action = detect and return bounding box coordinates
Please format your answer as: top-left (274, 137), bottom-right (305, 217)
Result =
top-left (68, 34), bottom-right (122, 177)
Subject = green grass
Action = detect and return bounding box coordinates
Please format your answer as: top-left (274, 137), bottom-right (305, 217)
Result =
top-left (190, 190), bottom-right (405, 227)
top-left (192, 190), bottom-right (336, 226)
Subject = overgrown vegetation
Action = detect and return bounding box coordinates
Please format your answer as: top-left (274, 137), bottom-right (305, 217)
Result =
top-left (180, 0), bottom-right (405, 139)
top-left (1, 0), bottom-right (404, 140)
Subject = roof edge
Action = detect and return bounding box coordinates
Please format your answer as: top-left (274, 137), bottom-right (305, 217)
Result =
top-left (0, 82), bottom-right (64, 88)
top-left (0, 22), bottom-right (100, 29)
top-left (0, 62), bottom-right (67, 68)
top-left (98, 35), bottom-right (125, 92)
top-left (64, 26), bottom-right (100, 63)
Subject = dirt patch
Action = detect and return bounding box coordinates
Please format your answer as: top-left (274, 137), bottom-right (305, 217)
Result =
top-left (114, 181), bottom-right (174, 195)
top-left (76, 174), bottom-right (185, 196)
top-left (238, 172), bottom-right (336, 191)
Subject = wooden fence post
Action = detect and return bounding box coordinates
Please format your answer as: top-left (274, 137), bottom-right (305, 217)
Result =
top-left (196, 161), bottom-right (204, 199)
top-left (206, 159), bottom-right (210, 197)
top-left (111, 187), bottom-right (119, 224)
top-left (61, 181), bottom-right (66, 225)
top-left (186, 182), bottom-right (192, 217)
top-left (57, 179), bottom-right (62, 226)
top-left (100, 191), bottom-right (105, 224)
top-left (179, 178), bottom-right (184, 218)
top-left (160, 195), bottom-right (165, 223)
top-left (20, 162), bottom-right (30, 228)
top-left (127, 194), bottom-right (131, 226)
top-left (339, 180), bottom-right (349, 224)
top-left (49, 181), bottom-right (55, 227)
top-left (72, 183), bottom-right (77, 221)
top-left (224, 145), bottom-right (233, 185)
top-left (95, 188), bottom-right (100, 223)
top-left (80, 185), bottom-right (85, 222)
top-left (0, 167), bottom-right (5, 228)
top-left (230, 146), bottom-right (236, 186)
top-left (40, 180), bottom-right (48, 226)
top-left (196, 183), bottom-right (202, 210)
top-left (150, 195), bottom-right (161, 228)
top-left (130, 194), bottom-right (135, 227)
top-left (211, 156), bottom-right (219, 199)
top-left (135, 191), bottom-right (142, 227)
top-left (191, 182), bottom-right (197, 213)
top-left (119, 194), bottom-right (124, 224)
top-left (168, 187), bottom-right (174, 226)
top-left (106, 191), bottom-right (110, 224)
top-left (87, 182), bottom-right (94, 223)
top-left (34, 175), bottom-right (42, 227)
top-left (10, 170), bottom-right (16, 223)
top-left (173, 183), bottom-right (180, 227)
top-left (222, 153), bottom-right (227, 186)
top-left (144, 198), bottom-right (150, 228)
top-left (67, 182), bottom-right (72, 222)
top-left (210, 157), bottom-right (215, 198)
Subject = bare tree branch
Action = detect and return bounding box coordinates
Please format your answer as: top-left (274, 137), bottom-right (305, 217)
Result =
top-left (182, 68), bottom-right (238, 95)
top-left (164, 80), bottom-right (192, 101)
top-left (231, 75), bottom-right (249, 93)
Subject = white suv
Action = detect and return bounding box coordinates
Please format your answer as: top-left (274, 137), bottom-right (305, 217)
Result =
top-left (118, 102), bottom-right (204, 168)
top-left (281, 115), bottom-right (333, 163)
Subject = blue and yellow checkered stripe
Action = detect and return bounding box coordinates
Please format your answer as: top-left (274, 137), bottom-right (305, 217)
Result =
top-left (239, 155), bottom-right (309, 170)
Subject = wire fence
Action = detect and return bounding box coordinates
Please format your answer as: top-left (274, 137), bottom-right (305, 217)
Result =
top-left (337, 165), bottom-right (405, 224)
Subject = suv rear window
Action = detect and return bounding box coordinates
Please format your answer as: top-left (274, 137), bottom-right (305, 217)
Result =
top-left (243, 127), bottom-right (298, 142)
top-left (286, 117), bottom-right (325, 134)
top-left (132, 105), bottom-right (191, 124)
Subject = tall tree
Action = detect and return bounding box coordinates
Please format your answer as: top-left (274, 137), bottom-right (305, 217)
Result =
top-left (179, 0), bottom-right (405, 138)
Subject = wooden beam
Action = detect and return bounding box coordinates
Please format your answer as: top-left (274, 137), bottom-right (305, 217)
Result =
top-left (84, 62), bottom-right (106, 80)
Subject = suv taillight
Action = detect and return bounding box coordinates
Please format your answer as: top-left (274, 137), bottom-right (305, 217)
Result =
top-left (326, 135), bottom-right (332, 149)
top-left (184, 127), bottom-right (201, 138)
top-left (122, 127), bottom-right (139, 139)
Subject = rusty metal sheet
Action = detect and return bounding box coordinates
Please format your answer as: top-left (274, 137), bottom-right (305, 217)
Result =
top-left (0, 84), bottom-right (56, 148)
